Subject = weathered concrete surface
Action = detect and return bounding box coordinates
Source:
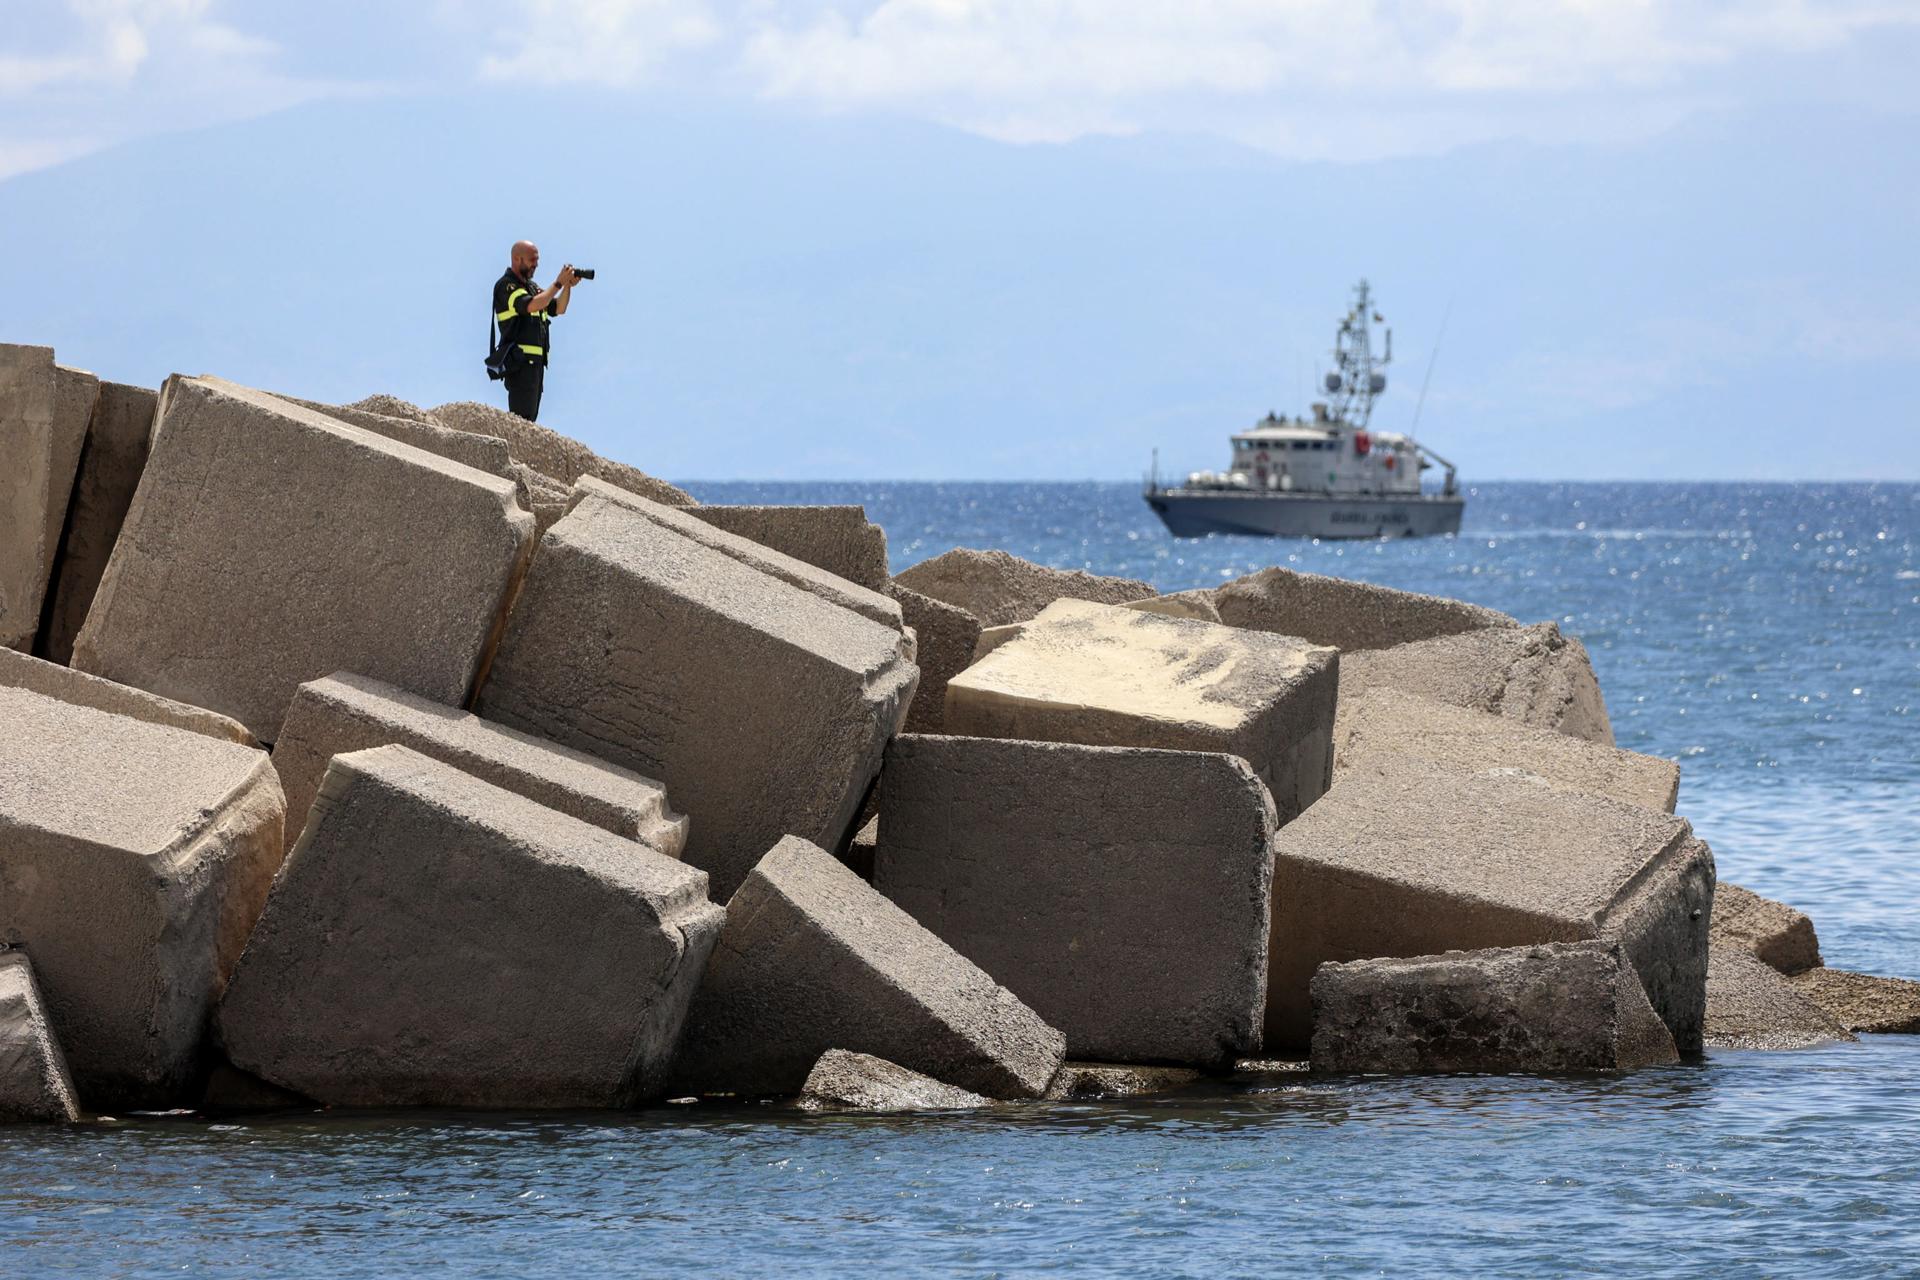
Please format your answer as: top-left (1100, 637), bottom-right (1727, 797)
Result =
top-left (894, 547), bottom-right (1157, 627)
top-left (1334, 689), bottom-right (1679, 812)
top-left (1789, 967), bottom-right (1920, 1035)
top-left (217, 746), bottom-right (723, 1108)
top-left (875, 735), bottom-right (1275, 1067)
top-left (38, 380), bottom-right (158, 665)
top-left (0, 687), bottom-right (284, 1107)
top-left (478, 489), bottom-right (917, 901)
top-left (795, 1050), bottom-right (990, 1112)
top-left (1, 951), bottom-right (82, 1123)
top-left (0, 647), bottom-right (257, 746)
top-left (72, 376), bottom-right (534, 742)
top-left (1124, 590), bottom-right (1223, 623)
top-left (689, 505), bottom-right (890, 592)
top-left (671, 837), bottom-right (1065, 1099)
top-left (889, 583), bottom-right (979, 735)
top-left (293, 396), bottom-right (513, 475)
top-left (1044, 1063), bottom-right (1202, 1100)
top-left (199, 1054), bottom-right (313, 1113)
top-left (345, 394), bottom-right (434, 422)
top-left (846, 814), bottom-right (880, 881)
top-left (508, 460), bottom-right (571, 538)
top-left (1310, 941), bottom-right (1680, 1073)
top-left (1, 348), bottom-right (98, 651)
top-left (1340, 621), bottom-right (1615, 746)
top-left (1266, 757), bottom-right (1714, 1053)
top-left (429, 399), bottom-right (696, 506)
top-left (275, 672), bottom-right (687, 853)
top-left (1704, 945), bottom-right (1853, 1049)
top-left (1210, 566), bottom-right (1516, 652)
top-left (1711, 883), bottom-right (1824, 975)
top-left (945, 599), bottom-right (1339, 823)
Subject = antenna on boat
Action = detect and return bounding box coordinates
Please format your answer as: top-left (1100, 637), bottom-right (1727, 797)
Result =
top-left (1408, 296), bottom-right (1453, 437)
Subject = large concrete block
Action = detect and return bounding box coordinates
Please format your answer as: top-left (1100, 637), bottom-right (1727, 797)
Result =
top-left (71, 377), bottom-right (534, 742)
top-left (874, 735), bottom-right (1275, 1067)
top-left (689, 505), bottom-right (890, 592)
top-left (894, 547), bottom-right (1156, 627)
top-left (944, 599), bottom-right (1339, 823)
top-left (671, 837), bottom-right (1065, 1099)
top-left (1711, 883), bottom-right (1823, 975)
top-left (888, 583), bottom-right (980, 735)
top-left (0, 687), bottom-right (284, 1107)
top-left (2, 348), bottom-right (98, 650)
top-left (1310, 941), bottom-right (1679, 1073)
top-left (1044, 1063), bottom-right (1202, 1100)
top-left (38, 380), bottom-right (157, 665)
top-left (796, 1049), bottom-right (989, 1113)
top-left (274, 671), bottom-right (686, 855)
top-left (1266, 756), bottom-right (1714, 1053)
top-left (217, 746), bottom-right (723, 1108)
top-left (1340, 620), bottom-right (1615, 746)
top-left (1334, 688), bottom-right (1679, 812)
top-left (1209, 566), bottom-right (1516, 652)
top-left (429, 400), bottom-right (697, 506)
top-left (0, 951), bottom-right (82, 1123)
top-left (1703, 945), bottom-right (1853, 1049)
top-left (478, 489), bottom-right (916, 901)
top-left (293, 395), bottom-right (513, 475)
top-left (0, 646), bottom-right (256, 746)
top-left (1788, 967), bottom-right (1920, 1035)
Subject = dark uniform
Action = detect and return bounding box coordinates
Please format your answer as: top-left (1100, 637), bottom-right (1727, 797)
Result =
top-left (492, 268), bottom-right (555, 421)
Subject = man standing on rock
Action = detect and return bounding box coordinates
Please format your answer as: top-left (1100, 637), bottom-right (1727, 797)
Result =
top-left (491, 240), bottom-right (582, 422)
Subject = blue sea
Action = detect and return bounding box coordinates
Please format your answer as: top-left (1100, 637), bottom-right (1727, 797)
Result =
top-left (4, 481), bottom-right (1915, 1278)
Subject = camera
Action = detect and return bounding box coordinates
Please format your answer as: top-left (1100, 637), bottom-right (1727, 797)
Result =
top-left (572, 267), bottom-right (595, 281)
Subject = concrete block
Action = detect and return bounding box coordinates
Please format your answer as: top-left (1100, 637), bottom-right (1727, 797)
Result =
top-left (888, 583), bottom-right (981, 735)
top-left (944, 599), bottom-right (1339, 823)
top-left (508, 460), bottom-right (571, 538)
top-left (875, 735), bottom-right (1275, 1067)
top-left (1711, 883), bottom-right (1823, 975)
top-left (274, 671), bottom-right (686, 854)
top-left (1340, 621), bottom-right (1615, 746)
top-left (894, 547), bottom-right (1156, 627)
top-left (1334, 688), bottom-right (1679, 812)
top-left (71, 376), bottom-right (534, 742)
top-left (0, 646), bottom-right (256, 746)
top-left (217, 746), bottom-right (723, 1108)
top-left (1210, 566), bottom-right (1515, 652)
top-left (689, 505), bottom-right (890, 592)
top-left (1124, 590), bottom-right (1222, 623)
top-left (478, 489), bottom-right (916, 901)
top-left (429, 399), bottom-right (696, 506)
top-left (1310, 941), bottom-right (1679, 1073)
top-left (2, 348), bottom-right (98, 650)
top-left (671, 837), bottom-right (1065, 1099)
top-left (1704, 945), bottom-right (1853, 1049)
top-left (0, 687), bottom-right (284, 1107)
top-left (1044, 1063), bottom-right (1202, 1100)
top-left (294, 395), bottom-right (513, 475)
top-left (38, 381), bottom-right (157, 665)
top-left (1789, 967), bottom-right (1920, 1035)
top-left (795, 1050), bottom-right (989, 1112)
top-left (1, 951), bottom-right (82, 1123)
top-left (1266, 756), bottom-right (1714, 1053)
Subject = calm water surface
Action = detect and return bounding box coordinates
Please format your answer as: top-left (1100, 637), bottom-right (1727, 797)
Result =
top-left (4, 481), bottom-right (1915, 1277)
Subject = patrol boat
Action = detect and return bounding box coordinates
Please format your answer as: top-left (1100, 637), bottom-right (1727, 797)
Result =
top-left (1143, 281), bottom-right (1464, 539)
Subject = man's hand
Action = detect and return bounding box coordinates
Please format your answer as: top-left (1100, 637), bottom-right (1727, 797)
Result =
top-left (556, 265), bottom-right (577, 288)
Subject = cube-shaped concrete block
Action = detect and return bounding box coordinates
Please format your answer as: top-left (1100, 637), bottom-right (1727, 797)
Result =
top-left (945, 599), bottom-right (1339, 823)
top-left (1789, 967), bottom-right (1920, 1035)
top-left (429, 400), bottom-right (697, 507)
top-left (216, 746), bottom-right (724, 1108)
top-left (1711, 883), bottom-right (1823, 975)
top-left (292, 396), bottom-right (514, 475)
top-left (274, 671), bottom-right (686, 855)
top-left (888, 583), bottom-right (980, 735)
top-left (39, 380), bottom-right (157, 665)
top-left (1267, 756), bottom-right (1714, 1053)
top-left (1704, 945), bottom-right (1852, 1049)
top-left (1, 951), bottom-right (82, 1124)
top-left (893, 547), bottom-right (1156, 627)
top-left (796, 1049), bottom-right (989, 1113)
top-left (1335, 688), bottom-right (1678, 812)
top-left (0, 687), bottom-right (285, 1108)
top-left (71, 376), bottom-right (534, 742)
top-left (875, 735), bottom-right (1275, 1067)
top-left (478, 489), bottom-right (917, 901)
top-left (1211, 566), bottom-right (1516, 652)
top-left (671, 837), bottom-right (1065, 1099)
top-left (2, 347), bottom-right (99, 651)
top-left (689, 504), bottom-right (890, 592)
top-left (0, 646), bottom-right (256, 746)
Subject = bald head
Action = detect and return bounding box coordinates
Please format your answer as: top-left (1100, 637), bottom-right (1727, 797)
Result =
top-left (510, 240), bottom-right (539, 277)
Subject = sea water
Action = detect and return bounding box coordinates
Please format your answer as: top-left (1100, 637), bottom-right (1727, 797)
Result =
top-left (3, 481), bottom-right (1914, 1278)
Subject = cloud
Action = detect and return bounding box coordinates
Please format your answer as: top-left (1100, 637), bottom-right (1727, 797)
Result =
top-left (473, 0), bottom-right (726, 86)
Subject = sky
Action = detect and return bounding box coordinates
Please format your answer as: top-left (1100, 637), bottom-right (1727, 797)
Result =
top-left (3, 1), bottom-right (1919, 480)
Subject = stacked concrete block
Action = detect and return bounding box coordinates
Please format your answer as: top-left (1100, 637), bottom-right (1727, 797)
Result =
top-left (944, 599), bottom-right (1339, 822)
top-left (1788, 968), bottom-right (1920, 1035)
top-left (1124, 590), bottom-right (1223, 623)
top-left (1711, 883), bottom-right (1823, 975)
top-left (217, 746), bottom-right (723, 1108)
top-left (1703, 946), bottom-right (1853, 1049)
top-left (894, 547), bottom-right (1156, 627)
top-left (508, 461), bottom-right (572, 537)
top-left (671, 837), bottom-right (1066, 1099)
top-left (889, 583), bottom-right (980, 734)
top-left (1334, 688), bottom-right (1679, 812)
top-left (2, 346), bottom-right (99, 650)
top-left (274, 672), bottom-right (686, 854)
top-left (875, 735), bottom-right (1276, 1067)
top-left (71, 376), bottom-right (534, 742)
top-left (1265, 756), bottom-right (1714, 1052)
top-left (1, 647), bottom-right (257, 745)
top-left (429, 400), bottom-right (696, 506)
top-left (0, 687), bottom-right (284, 1107)
top-left (795, 1050), bottom-right (990, 1113)
top-left (1340, 620), bottom-right (1615, 746)
top-left (294, 396), bottom-right (514, 475)
top-left (1310, 941), bottom-right (1680, 1073)
top-left (689, 505), bottom-right (890, 592)
top-left (478, 487), bottom-right (916, 901)
top-left (38, 380), bottom-right (158, 664)
top-left (1044, 1064), bottom-right (1202, 1100)
top-left (1208, 566), bottom-right (1516, 652)
top-left (0, 951), bottom-right (83, 1123)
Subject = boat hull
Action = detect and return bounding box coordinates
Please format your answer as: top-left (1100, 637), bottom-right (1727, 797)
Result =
top-left (1144, 489), bottom-right (1465, 540)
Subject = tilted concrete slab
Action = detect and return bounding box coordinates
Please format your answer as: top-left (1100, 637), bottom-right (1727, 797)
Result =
top-left (429, 400), bottom-right (696, 506)
top-left (0, 951), bottom-right (82, 1124)
top-left (888, 583), bottom-right (980, 735)
top-left (0, 646), bottom-right (256, 746)
top-left (217, 746), bottom-right (723, 1108)
top-left (689, 505), bottom-right (890, 592)
top-left (38, 381), bottom-right (157, 665)
top-left (1711, 883), bottom-right (1823, 976)
top-left (0, 687), bottom-right (284, 1108)
top-left (894, 547), bottom-right (1157, 627)
top-left (274, 671), bottom-right (686, 855)
top-left (670, 837), bottom-right (1065, 1099)
top-left (1209, 566), bottom-right (1515, 652)
top-left (478, 489), bottom-right (917, 901)
top-left (1704, 945), bottom-right (1853, 1049)
top-left (1044, 1063), bottom-right (1203, 1100)
top-left (944, 599), bottom-right (1339, 823)
top-left (1788, 967), bottom-right (1920, 1035)
top-left (875, 735), bottom-right (1275, 1067)
top-left (292, 395), bottom-right (513, 475)
top-left (2, 347), bottom-right (98, 651)
top-left (71, 376), bottom-right (534, 742)
top-left (795, 1049), bottom-right (989, 1112)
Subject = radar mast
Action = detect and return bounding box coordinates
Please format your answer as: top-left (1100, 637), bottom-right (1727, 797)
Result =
top-left (1323, 279), bottom-right (1390, 429)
